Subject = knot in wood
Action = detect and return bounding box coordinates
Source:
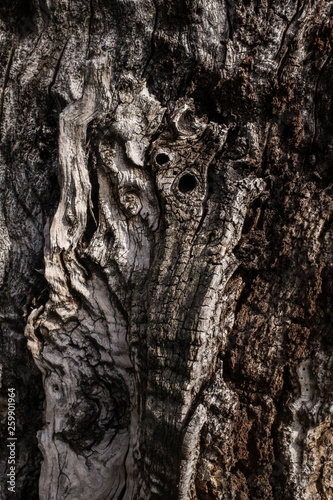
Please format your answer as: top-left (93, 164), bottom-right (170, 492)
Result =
top-left (150, 102), bottom-right (227, 224)
top-left (119, 187), bottom-right (142, 217)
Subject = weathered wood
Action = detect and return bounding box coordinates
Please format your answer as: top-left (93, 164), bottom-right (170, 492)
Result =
top-left (0, 0), bottom-right (332, 499)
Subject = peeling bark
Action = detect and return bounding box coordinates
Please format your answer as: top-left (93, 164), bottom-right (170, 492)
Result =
top-left (0, 1), bottom-right (333, 499)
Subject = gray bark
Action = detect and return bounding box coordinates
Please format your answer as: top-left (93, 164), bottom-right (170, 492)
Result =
top-left (0, 1), bottom-right (332, 499)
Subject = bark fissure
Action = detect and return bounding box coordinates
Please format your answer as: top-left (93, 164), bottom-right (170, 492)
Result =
top-left (1, 1), bottom-right (333, 499)
top-left (142, 0), bottom-right (159, 79)
top-left (275, 0), bottom-right (306, 63)
top-left (0, 44), bottom-right (15, 130)
top-left (87, 0), bottom-right (95, 58)
top-left (311, 52), bottom-right (332, 153)
top-left (48, 40), bottom-right (69, 97)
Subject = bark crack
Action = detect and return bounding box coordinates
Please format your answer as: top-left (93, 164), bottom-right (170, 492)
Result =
top-left (275, 0), bottom-right (306, 81)
top-left (311, 52), bottom-right (332, 153)
top-left (48, 39), bottom-right (69, 97)
top-left (0, 44), bottom-right (16, 132)
top-left (275, 0), bottom-right (305, 61)
top-left (142, 0), bottom-right (158, 78)
top-left (226, 1), bottom-right (234, 42)
top-left (27, 30), bottom-right (44, 60)
top-left (87, 0), bottom-right (95, 58)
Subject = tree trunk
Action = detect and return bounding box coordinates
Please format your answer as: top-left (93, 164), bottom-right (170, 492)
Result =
top-left (0, 1), bottom-right (332, 499)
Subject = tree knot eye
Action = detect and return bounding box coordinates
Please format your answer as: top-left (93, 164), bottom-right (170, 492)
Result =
top-left (119, 190), bottom-right (142, 216)
top-left (155, 152), bottom-right (170, 165)
top-left (178, 173), bottom-right (197, 193)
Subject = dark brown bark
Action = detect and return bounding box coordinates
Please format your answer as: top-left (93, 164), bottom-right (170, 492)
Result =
top-left (0, 1), bottom-right (332, 499)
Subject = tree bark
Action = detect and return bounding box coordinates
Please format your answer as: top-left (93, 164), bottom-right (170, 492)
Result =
top-left (0, 1), bottom-right (332, 499)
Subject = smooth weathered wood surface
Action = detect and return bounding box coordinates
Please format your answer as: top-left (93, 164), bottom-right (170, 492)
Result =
top-left (0, 0), bottom-right (332, 499)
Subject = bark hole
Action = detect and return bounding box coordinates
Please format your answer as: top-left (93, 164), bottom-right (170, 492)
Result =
top-left (155, 152), bottom-right (170, 165)
top-left (178, 172), bottom-right (197, 193)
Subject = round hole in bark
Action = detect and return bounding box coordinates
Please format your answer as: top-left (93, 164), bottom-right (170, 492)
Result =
top-left (178, 173), bottom-right (197, 193)
top-left (155, 152), bottom-right (170, 165)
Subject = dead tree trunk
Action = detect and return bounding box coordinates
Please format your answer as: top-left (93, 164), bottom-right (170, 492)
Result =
top-left (0, 1), bottom-right (333, 499)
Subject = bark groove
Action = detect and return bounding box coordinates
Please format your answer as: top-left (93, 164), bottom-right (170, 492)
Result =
top-left (0, 0), bottom-right (332, 499)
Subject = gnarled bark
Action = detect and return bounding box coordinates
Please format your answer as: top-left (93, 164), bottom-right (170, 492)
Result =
top-left (0, 0), bottom-right (332, 499)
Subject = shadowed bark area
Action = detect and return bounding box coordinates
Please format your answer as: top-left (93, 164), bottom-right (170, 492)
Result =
top-left (0, 1), bottom-right (332, 499)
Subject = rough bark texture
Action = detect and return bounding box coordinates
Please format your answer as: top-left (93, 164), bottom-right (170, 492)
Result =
top-left (0, 0), bottom-right (332, 499)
